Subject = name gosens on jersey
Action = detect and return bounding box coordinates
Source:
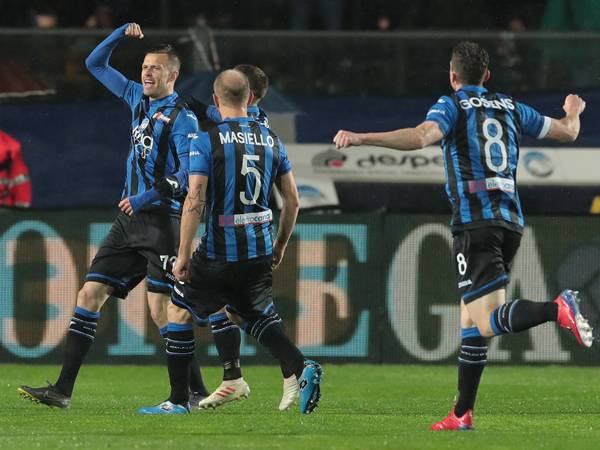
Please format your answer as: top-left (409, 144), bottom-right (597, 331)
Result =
top-left (426, 85), bottom-right (551, 232)
top-left (189, 117), bottom-right (291, 262)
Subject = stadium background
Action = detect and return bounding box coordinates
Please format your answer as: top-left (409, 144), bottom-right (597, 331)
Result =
top-left (1, 0), bottom-right (600, 367)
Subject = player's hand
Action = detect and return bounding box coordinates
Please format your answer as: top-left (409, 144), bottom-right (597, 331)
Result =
top-left (563, 94), bottom-right (586, 116)
top-left (125, 23), bottom-right (144, 39)
top-left (118, 198), bottom-right (134, 216)
top-left (173, 256), bottom-right (190, 282)
top-left (272, 241), bottom-right (286, 270)
top-left (333, 130), bottom-right (363, 149)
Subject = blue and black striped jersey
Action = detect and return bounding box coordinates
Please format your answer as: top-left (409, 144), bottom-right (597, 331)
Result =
top-left (189, 117), bottom-right (291, 262)
top-left (426, 85), bottom-right (551, 232)
top-left (124, 85), bottom-right (198, 215)
top-left (85, 24), bottom-right (198, 216)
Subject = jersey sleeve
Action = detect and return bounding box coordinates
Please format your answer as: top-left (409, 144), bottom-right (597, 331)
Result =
top-left (85, 24), bottom-right (142, 109)
top-left (189, 132), bottom-right (212, 176)
top-left (121, 81), bottom-right (143, 110)
top-left (424, 96), bottom-right (458, 137)
top-left (516, 102), bottom-right (552, 139)
top-left (169, 110), bottom-right (199, 189)
top-left (276, 138), bottom-right (292, 176)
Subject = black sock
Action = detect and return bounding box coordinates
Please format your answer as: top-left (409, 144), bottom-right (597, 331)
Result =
top-left (166, 323), bottom-right (194, 406)
top-left (490, 300), bottom-right (558, 335)
top-left (245, 313), bottom-right (304, 379)
top-left (55, 307), bottom-right (100, 397)
top-left (188, 354), bottom-right (209, 396)
top-left (210, 312), bottom-right (242, 381)
top-left (161, 325), bottom-right (207, 395)
top-left (455, 330), bottom-right (487, 417)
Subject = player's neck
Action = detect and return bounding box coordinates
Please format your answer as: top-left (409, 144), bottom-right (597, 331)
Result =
top-left (149, 88), bottom-right (175, 102)
top-left (218, 106), bottom-right (248, 120)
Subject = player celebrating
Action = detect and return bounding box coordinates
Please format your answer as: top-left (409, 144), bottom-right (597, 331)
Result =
top-left (18, 23), bottom-right (209, 408)
top-left (139, 70), bottom-right (322, 414)
top-left (176, 64), bottom-right (296, 411)
top-left (333, 42), bottom-right (591, 430)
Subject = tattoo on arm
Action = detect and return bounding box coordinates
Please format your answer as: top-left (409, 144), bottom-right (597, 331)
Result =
top-left (185, 189), bottom-right (206, 216)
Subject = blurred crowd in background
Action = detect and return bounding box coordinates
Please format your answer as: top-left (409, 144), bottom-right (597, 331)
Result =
top-left (1, 0), bottom-right (599, 101)
top-left (1, 0), bottom-right (599, 32)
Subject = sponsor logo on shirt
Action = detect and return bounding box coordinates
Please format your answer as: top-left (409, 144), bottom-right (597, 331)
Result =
top-left (152, 111), bottom-right (171, 123)
top-left (458, 279), bottom-right (473, 288)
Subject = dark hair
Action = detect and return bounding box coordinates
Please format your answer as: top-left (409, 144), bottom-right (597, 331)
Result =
top-left (234, 64), bottom-right (269, 102)
top-left (144, 44), bottom-right (181, 71)
top-left (450, 41), bottom-right (489, 85)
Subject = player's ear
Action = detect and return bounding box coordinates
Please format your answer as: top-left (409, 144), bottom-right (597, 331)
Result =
top-left (169, 70), bottom-right (179, 83)
top-left (449, 70), bottom-right (460, 91)
top-left (482, 69), bottom-right (491, 83)
top-left (247, 92), bottom-right (254, 107)
top-left (212, 93), bottom-right (219, 108)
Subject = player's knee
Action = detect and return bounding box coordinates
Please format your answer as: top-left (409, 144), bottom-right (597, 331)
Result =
top-left (76, 285), bottom-right (105, 311)
top-left (475, 320), bottom-right (495, 337)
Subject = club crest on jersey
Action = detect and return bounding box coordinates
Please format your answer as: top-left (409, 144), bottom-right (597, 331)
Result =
top-left (153, 111), bottom-right (171, 123)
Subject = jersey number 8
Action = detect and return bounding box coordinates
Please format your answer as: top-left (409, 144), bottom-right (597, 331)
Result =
top-left (240, 154), bottom-right (262, 205)
top-left (482, 118), bottom-right (507, 173)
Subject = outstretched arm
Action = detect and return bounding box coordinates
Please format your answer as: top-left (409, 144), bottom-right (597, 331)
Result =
top-left (85, 23), bottom-right (144, 98)
top-left (333, 121), bottom-right (444, 151)
top-left (545, 94), bottom-right (586, 143)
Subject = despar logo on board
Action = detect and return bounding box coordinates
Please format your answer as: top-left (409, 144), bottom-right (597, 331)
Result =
top-left (523, 151), bottom-right (554, 178)
top-left (311, 149), bottom-right (347, 169)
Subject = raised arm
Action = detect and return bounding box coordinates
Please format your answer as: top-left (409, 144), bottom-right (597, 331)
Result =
top-left (544, 94), bottom-right (586, 143)
top-left (333, 121), bottom-right (444, 151)
top-left (85, 23), bottom-right (144, 98)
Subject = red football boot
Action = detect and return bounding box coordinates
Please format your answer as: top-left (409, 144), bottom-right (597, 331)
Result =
top-left (430, 408), bottom-right (473, 431)
top-left (554, 290), bottom-right (593, 348)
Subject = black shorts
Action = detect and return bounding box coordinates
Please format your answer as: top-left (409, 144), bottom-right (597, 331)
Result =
top-left (453, 226), bottom-right (521, 304)
top-left (176, 253), bottom-right (274, 320)
top-left (85, 211), bottom-right (179, 298)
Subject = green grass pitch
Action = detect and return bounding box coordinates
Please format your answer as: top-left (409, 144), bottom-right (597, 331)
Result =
top-left (2, 364), bottom-right (600, 449)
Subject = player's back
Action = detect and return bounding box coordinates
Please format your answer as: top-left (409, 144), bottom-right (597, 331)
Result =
top-left (190, 117), bottom-right (291, 262)
top-left (427, 85), bottom-right (551, 232)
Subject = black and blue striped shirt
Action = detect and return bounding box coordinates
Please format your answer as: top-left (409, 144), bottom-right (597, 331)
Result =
top-left (426, 85), bottom-right (551, 232)
top-left (189, 117), bottom-right (291, 261)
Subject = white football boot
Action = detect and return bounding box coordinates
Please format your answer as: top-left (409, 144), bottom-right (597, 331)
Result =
top-left (197, 378), bottom-right (250, 409)
top-left (278, 375), bottom-right (300, 411)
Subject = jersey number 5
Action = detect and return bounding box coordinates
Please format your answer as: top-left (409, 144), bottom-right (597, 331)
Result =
top-left (482, 118), bottom-right (508, 172)
top-left (240, 154), bottom-right (262, 205)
